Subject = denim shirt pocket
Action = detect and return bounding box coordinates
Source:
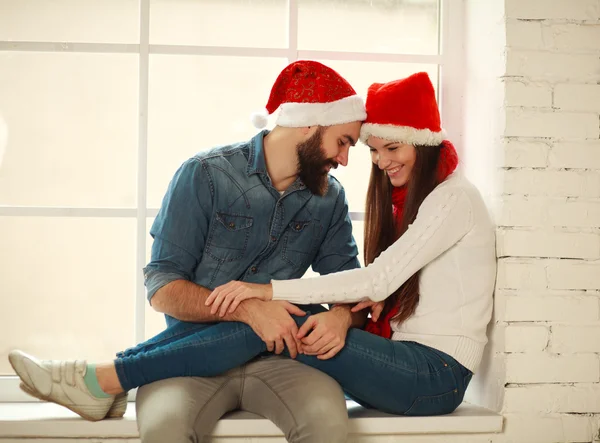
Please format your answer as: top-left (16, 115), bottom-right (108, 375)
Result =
top-left (281, 220), bottom-right (318, 267)
top-left (205, 212), bottom-right (253, 262)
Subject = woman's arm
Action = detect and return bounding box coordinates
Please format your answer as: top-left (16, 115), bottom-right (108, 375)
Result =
top-left (272, 186), bottom-right (473, 304)
top-left (206, 185), bottom-right (474, 313)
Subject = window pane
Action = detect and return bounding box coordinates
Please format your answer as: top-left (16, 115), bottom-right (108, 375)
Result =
top-left (0, 217), bottom-right (136, 375)
top-left (0, 52), bottom-right (138, 208)
top-left (147, 55), bottom-right (287, 207)
top-left (150, 0), bottom-right (287, 48)
top-left (321, 61), bottom-right (439, 213)
top-left (0, 0), bottom-right (139, 44)
top-left (298, 0), bottom-right (439, 54)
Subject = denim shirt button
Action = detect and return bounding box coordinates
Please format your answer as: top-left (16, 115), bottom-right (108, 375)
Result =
top-left (251, 266), bottom-right (258, 274)
top-left (270, 236), bottom-right (276, 242)
top-left (229, 222), bottom-right (235, 228)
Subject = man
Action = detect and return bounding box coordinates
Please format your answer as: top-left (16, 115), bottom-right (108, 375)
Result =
top-left (137, 60), bottom-right (366, 442)
top-left (10, 60), bottom-right (367, 442)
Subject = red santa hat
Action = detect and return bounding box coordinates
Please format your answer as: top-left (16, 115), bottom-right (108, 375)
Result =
top-left (251, 60), bottom-right (366, 129)
top-left (359, 72), bottom-right (446, 146)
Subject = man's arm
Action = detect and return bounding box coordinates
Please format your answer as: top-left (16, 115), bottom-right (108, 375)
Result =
top-left (152, 279), bottom-right (307, 358)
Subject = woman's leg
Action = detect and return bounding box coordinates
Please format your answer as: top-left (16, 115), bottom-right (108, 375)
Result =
top-left (12, 307), bottom-right (468, 419)
top-left (291, 326), bottom-right (472, 416)
top-left (114, 321), bottom-right (267, 391)
top-left (111, 305), bottom-right (331, 391)
top-left (114, 315), bottom-right (469, 416)
top-left (116, 320), bottom-right (213, 358)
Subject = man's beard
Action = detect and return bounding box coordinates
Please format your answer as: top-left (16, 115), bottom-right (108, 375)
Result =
top-left (296, 128), bottom-right (338, 196)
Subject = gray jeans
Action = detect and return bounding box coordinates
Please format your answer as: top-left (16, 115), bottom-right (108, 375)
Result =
top-left (135, 355), bottom-right (348, 443)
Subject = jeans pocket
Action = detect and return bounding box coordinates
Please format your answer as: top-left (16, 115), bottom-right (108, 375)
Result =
top-left (404, 389), bottom-right (460, 416)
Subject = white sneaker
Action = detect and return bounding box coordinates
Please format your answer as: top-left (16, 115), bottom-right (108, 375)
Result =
top-left (8, 350), bottom-right (114, 421)
top-left (19, 382), bottom-right (129, 419)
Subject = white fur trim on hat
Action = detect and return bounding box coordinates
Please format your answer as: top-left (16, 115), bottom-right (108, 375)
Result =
top-left (276, 95), bottom-right (367, 128)
top-left (360, 123), bottom-right (446, 146)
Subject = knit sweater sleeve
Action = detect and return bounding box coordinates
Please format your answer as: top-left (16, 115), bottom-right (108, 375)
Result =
top-left (271, 186), bottom-right (473, 304)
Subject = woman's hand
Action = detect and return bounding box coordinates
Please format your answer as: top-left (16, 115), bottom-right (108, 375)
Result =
top-left (206, 281), bottom-right (273, 317)
top-left (351, 300), bottom-right (385, 322)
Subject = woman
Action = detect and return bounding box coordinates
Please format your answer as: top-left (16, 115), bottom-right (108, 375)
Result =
top-left (9, 72), bottom-right (496, 421)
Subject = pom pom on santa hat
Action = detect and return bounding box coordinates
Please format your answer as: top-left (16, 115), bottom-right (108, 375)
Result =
top-left (251, 60), bottom-right (366, 129)
top-left (359, 72), bottom-right (447, 146)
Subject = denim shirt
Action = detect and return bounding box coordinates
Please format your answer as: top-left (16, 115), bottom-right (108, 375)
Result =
top-left (144, 130), bottom-right (360, 327)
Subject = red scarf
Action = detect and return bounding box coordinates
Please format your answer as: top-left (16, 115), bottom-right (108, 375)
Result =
top-left (364, 140), bottom-right (459, 338)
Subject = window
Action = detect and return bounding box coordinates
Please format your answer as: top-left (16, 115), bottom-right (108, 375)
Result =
top-left (0, 0), bottom-right (461, 400)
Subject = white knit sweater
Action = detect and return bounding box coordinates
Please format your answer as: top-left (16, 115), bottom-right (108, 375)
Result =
top-left (272, 171), bottom-right (497, 372)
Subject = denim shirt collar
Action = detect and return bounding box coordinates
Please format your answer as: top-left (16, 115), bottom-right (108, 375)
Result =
top-left (247, 130), bottom-right (270, 177)
top-left (247, 130), bottom-right (306, 192)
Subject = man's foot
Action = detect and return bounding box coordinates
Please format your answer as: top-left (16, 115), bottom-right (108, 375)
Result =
top-left (18, 382), bottom-right (129, 419)
top-left (8, 350), bottom-right (114, 421)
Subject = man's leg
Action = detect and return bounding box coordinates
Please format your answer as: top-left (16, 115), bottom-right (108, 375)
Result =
top-left (136, 369), bottom-right (243, 443)
top-left (240, 356), bottom-right (348, 443)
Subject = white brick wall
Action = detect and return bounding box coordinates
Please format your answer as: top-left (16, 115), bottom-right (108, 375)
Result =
top-left (549, 141), bottom-right (600, 168)
top-left (497, 229), bottom-right (600, 259)
top-left (497, 0), bottom-right (600, 441)
top-left (502, 139), bottom-right (550, 168)
top-left (506, 353), bottom-right (599, 383)
top-left (504, 294), bottom-right (599, 322)
top-left (504, 81), bottom-right (552, 107)
top-left (544, 24), bottom-right (600, 51)
top-left (505, 50), bottom-right (600, 81)
top-left (505, 325), bottom-right (549, 352)
top-left (505, 108), bottom-right (599, 139)
top-left (555, 84), bottom-right (600, 111)
top-left (551, 326), bottom-right (600, 352)
top-left (505, 0), bottom-right (600, 20)
top-left (504, 384), bottom-right (600, 413)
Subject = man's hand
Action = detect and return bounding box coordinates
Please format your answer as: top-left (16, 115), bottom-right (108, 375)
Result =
top-left (241, 300), bottom-right (306, 358)
top-left (296, 307), bottom-right (353, 360)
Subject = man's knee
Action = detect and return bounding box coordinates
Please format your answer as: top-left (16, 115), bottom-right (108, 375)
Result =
top-left (135, 376), bottom-right (239, 443)
top-left (136, 383), bottom-right (196, 443)
top-left (289, 373), bottom-right (348, 443)
top-left (137, 412), bottom-right (195, 443)
top-left (294, 394), bottom-right (348, 443)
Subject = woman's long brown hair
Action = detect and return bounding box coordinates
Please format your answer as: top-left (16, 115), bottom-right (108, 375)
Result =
top-left (364, 144), bottom-right (443, 324)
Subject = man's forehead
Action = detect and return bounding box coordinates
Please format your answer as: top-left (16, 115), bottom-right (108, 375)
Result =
top-left (327, 125), bottom-right (360, 143)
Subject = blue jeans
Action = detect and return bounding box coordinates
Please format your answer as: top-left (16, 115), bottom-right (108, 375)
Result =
top-left (114, 307), bottom-right (472, 416)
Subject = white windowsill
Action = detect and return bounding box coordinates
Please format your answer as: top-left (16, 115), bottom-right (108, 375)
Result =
top-left (0, 401), bottom-right (502, 438)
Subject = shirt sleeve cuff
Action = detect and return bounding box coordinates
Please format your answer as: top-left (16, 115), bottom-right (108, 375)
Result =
top-left (144, 269), bottom-right (187, 302)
